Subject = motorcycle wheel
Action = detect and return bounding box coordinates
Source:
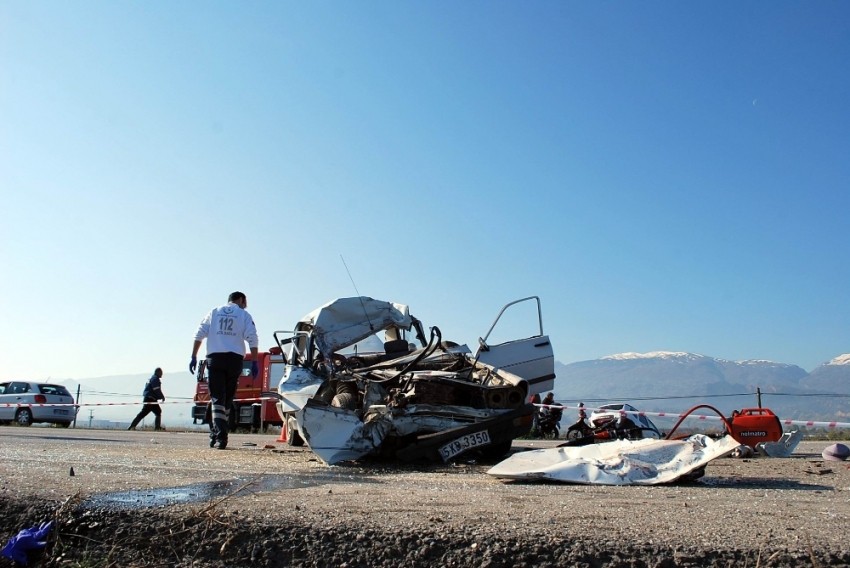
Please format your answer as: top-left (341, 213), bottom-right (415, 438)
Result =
top-left (543, 426), bottom-right (560, 440)
top-left (566, 427), bottom-right (583, 441)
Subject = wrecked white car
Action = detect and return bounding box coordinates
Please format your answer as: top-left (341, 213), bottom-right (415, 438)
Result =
top-left (273, 296), bottom-right (555, 465)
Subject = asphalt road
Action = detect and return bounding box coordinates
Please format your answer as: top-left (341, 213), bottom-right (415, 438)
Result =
top-left (2, 426), bottom-right (849, 558)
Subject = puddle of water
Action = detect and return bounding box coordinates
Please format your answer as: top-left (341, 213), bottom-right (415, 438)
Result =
top-left (84, 472), bottom-right (377, 510)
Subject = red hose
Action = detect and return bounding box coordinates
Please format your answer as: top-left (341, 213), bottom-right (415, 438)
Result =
top-left (664, 404), bottom-right (733, 440)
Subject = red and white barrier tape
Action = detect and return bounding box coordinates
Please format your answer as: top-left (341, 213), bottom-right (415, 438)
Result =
top-left (4, 399), bottom-right (848, 430)
top-left (534, 403), bottom-right (850, 430)
top-left (0, 396), bottom-right (277, 409)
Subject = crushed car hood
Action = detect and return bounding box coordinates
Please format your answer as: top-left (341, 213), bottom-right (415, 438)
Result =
top-left (487, 434), bottom-right (741, 485)
top-left (296, 297), bottom-right (413, 356)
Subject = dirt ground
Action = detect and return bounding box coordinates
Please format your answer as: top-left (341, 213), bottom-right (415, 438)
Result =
top-left (1, 427), bottom-right (849, 567)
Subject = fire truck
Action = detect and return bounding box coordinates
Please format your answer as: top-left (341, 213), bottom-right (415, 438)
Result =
top-left (192, 348), bottom-right (285, 431)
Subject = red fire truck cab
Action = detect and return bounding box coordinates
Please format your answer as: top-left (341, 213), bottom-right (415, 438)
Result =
top-left (192, 348), bottom-right (285, 431)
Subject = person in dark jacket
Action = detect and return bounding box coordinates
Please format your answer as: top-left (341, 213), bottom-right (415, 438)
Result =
top-left (128, 368), bottom-right (166, 431)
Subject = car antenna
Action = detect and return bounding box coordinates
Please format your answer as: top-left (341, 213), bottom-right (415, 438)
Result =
top-left (340, 254), bottom-right (374, 332)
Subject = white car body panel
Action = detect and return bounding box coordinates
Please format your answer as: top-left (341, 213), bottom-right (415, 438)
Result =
top-left (475, 337), bottom-right (555, 397)
top-left (487, 434), bottom-right (740, 485)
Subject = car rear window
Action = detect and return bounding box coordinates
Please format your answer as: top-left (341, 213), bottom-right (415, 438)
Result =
top-left (38, 384), bottom-right (71, 397)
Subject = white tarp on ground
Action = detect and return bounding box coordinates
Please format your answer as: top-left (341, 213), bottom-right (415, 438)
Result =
top-left (487, 434), bottom-right (741, 485)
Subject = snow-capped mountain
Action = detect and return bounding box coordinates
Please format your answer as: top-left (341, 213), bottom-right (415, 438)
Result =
top-left (800, 354), bottom-right (850, 392)
top-left (827, 354), bottom-right (850, 366)
top-left (553, 352), bottom-right (849, 421)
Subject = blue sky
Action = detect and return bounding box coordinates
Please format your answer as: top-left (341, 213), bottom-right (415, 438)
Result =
top-left (2, 2), bottom-right (848, 381)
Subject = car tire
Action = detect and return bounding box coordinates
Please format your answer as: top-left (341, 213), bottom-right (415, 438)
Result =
top-left (286, 416), bottom-right (304, 447)
top-left (286, 429), bottom-right (305, 447)
top-left (15, 408), bottom-right (33, 427)
top-left (59, 421), bottom-right (71, 428)
top-left (478, 440), bottom-right (513, 462)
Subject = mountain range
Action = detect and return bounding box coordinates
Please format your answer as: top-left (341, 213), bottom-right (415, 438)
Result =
top-left (552, 352), bottom-right (850, 423)
top-left (55, 352), bottom-right (849, 428)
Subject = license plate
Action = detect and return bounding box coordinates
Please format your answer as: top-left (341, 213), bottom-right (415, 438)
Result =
top-left (53, 408), bottom-right (69, 415)
top-left (439, 430), bottom-right (491, 462)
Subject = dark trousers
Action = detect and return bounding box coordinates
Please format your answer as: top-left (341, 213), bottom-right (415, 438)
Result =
top-left (130, 398), bottom-right (162, 429)
top-left (207, 352), bottom-right (243, 442)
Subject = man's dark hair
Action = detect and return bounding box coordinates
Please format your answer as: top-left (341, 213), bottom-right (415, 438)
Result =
top-left (154, 367), bottom-right (162, 375)
top-left (228, 291), bottom-right (246, 303)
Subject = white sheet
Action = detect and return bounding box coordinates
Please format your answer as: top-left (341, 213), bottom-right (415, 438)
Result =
top-left (487, 435), bottom-right (741, 485)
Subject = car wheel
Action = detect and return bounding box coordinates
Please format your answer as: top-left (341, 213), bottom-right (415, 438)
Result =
top-left (59, 421), bottom-right (72, 428)
top-left (478, 440), bottom-right (513, 462)
top-left (15, 408), bottom-right (33, 427)
top-left (286, 416), bottom-right (304, 447)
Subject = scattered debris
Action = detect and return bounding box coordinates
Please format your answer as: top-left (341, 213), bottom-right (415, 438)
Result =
top-left (822, 443), bottom-right (850, 462)
top-left (756, 429), bottom-right (803, 458)
top-left (730, 445), bottom-right (754, 459)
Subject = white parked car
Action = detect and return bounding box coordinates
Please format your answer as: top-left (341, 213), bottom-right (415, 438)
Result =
top-left (0, 381), bottom-right (77, 427)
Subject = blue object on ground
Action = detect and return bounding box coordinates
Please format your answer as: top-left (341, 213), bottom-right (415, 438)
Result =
top-left (1, 520), bottom-right (53, 565)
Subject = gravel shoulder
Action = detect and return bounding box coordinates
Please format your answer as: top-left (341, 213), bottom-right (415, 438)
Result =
top-left (1, 427), bottom-right (849, 567)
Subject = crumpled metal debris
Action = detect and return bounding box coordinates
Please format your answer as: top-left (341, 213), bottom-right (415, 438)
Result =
top-left (756, 429), bottom-right (803, 458)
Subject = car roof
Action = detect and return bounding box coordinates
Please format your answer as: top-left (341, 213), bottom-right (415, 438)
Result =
top-left (596, 403), bottom-right (626, 411)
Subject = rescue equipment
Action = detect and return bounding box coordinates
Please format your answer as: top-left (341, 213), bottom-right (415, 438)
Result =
top-left (665, 404), bottom-right (784, 450)
top-left (727, 407), bottom-right (783, 448)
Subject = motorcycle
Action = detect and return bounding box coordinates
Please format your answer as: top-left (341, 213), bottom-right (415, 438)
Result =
top-left (565, 415), bottom-right (594, 441)
top-left (533, 405), bottom-right (562, 439)
top-left (564, 410), bottom-right (656, 446)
